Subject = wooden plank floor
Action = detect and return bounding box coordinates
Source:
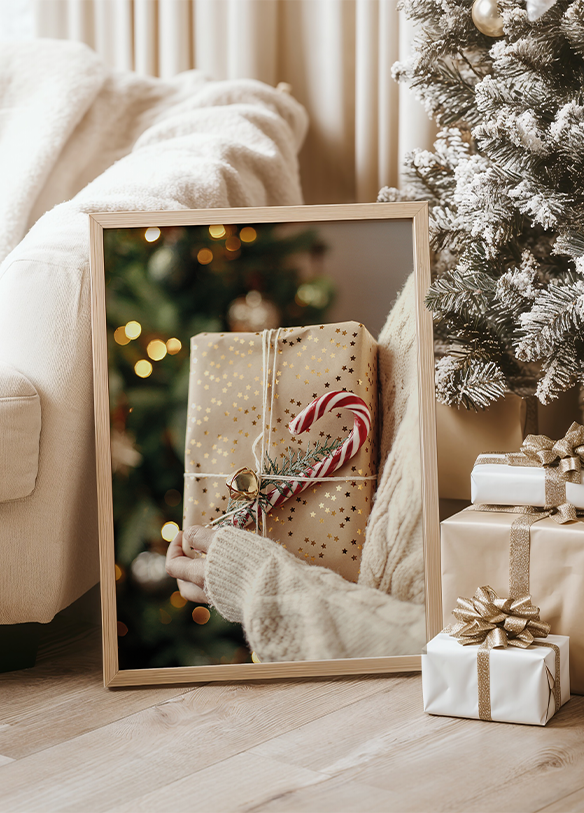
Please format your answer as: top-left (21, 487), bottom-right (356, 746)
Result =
top-left (1, 614), bottom-right (584, 813)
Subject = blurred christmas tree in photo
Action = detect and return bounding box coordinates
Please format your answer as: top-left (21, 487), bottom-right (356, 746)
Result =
top-left (104, 222), bottom-right (335, 669)
top-left (382, 0), bottom-right (584, 410)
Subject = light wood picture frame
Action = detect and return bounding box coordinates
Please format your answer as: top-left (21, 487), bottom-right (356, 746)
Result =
top-left (89, 202), bottom-right (441, 687)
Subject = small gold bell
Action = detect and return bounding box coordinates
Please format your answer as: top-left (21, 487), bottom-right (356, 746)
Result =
top-left (226, 467), bottom-right (260, 500)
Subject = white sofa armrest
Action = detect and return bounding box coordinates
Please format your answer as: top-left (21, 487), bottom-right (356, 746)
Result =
top-left (0, 362), bottom-right (41, 502)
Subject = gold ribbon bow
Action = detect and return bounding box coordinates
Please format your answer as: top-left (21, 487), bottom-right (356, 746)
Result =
top-left (446, 586), bottom-right (561, 722)
top-left (519, 421), bottom-right (584, 474)
top-left (449, 585), bottom-right (551, 650)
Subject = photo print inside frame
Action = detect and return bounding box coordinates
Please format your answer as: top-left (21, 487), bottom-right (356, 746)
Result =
top-left (89, 202), bottom-right (440, 687)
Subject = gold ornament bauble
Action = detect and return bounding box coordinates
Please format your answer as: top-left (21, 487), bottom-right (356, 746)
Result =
top-left (472, 0), bottom-right (504, 37)
top-left (226, 467), bottom-right (260, 500)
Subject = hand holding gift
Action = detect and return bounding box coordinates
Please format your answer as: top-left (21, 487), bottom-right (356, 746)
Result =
top-left (165, 525), bottom-right (216, 604)
top-left (183, 322), bottom-right (378, 582)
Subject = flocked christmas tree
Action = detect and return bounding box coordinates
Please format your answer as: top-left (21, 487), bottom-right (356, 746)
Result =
top-left (380, 0), bottom-right (584, 410)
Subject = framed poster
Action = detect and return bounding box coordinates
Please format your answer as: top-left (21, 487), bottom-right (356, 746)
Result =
top-left (89, 202), bottom-right (440, 687)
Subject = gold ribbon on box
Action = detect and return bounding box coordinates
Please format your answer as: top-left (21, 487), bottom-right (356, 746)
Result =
top-left (445, 426), bottom-right (577, 719)
top-left (467, 505), bottom-right (552, 597)
top-left (476, 421), bottom-right (584, 518)
top-left (445, 586), bottom-right (561, 722)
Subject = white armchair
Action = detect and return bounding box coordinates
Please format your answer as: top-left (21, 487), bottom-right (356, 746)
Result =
top-left (0, 40), bottom-right (307, 670)
top-left (0, 363), bottom-right (41, 503)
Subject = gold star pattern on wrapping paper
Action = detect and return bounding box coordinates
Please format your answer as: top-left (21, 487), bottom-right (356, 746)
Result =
top-left (183, 323), bottom-right (378, 583)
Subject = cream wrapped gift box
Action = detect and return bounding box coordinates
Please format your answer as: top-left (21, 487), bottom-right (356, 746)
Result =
top-left (471, 454), bottom-right (584, 509)
top-left (422, 632), bottom-right (570, 726)
top-left (441, 509), bottom-right (584, 694)
top-left (471, 423), bottom-right (584, 510)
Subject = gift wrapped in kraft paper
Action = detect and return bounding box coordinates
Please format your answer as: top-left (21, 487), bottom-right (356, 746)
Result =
top-left (183, 321), bottom-right (378, 583)
top-left (441, 508), bottom-right (584, 693)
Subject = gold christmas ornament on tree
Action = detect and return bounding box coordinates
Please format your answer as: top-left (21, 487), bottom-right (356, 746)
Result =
top-left (227, 290), bottom-right (280, 332)
top-left (471, 0), bottom-right (504, 37)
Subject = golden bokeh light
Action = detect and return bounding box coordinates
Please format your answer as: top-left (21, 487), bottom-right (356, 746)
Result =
top-left (117, 621), bottom-right (128, 637)
top-left (192, 606), bottom-right (211, 625)
top-left (209, 224), bottom-right (226, 239)
top-left (147, 339), bottom-right (167, 361)
top-left (159, 608), bottom-right (172, 625)
top-left (239, 226), bottom-right (257, 243)
top-left (251, 651), bottom-right (261, 663)
top-left (225, 236), bottom-right (241, 252)
top-left (161, 521), bottom-right (179, 541)
top-left (115, 564), bottom-right (123, 581)
top-left (166, 337), bottom-right (182, 355)
top-left (170, 591), bottom-right (187, 609)
top-left (144, 227), bottom-right (161, 242)
top-left (125, 320), bottom-right (142, 339)
top-left (114, 326), bottom-right (131, 346)
top-left (197, 248), bottom-right (214, 265)
top-left (134, 359), bottom-right (153, 378)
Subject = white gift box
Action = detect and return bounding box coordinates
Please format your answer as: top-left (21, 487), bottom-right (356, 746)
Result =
top-left (470, 454), bottom-right (584, 509)
top-left (422, 632), bottom-right (570, 726)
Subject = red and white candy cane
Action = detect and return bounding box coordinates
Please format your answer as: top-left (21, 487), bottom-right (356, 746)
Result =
top-left (228, 391), bottom-right (371, 528)
top-left (266, 390), bottom-right (371, 510)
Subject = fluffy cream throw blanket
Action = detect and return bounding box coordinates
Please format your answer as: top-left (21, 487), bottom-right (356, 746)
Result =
top-left (0, 39), bottom-right (307, 267)
top-left (0, 40), bottom-right (308, 624)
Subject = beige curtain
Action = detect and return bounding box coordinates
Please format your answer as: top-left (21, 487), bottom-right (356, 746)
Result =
top-left (32, 0), bottom-right (434, 204)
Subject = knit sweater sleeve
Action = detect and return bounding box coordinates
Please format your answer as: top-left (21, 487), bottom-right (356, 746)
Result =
top-left (359, 272), bottom-right (424, 603)
top-left (204, 525), bottom-right (426, 663)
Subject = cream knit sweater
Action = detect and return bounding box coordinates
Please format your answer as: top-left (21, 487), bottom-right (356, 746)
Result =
top-left (205, 274), bottom-right (426, 661)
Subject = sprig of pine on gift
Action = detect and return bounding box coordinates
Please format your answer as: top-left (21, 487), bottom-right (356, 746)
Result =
top-left (381, 0), bottom-right (584, 410)
top-left (217, 437), bottom-right (344, 529)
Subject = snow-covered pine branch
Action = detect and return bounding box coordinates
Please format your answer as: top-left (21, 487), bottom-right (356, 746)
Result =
top-left (393, 0), bottom-right (584, 409)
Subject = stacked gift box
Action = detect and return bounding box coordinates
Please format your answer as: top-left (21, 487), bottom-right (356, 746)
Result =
top-left (423, 424), bottom-right (584, 725)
